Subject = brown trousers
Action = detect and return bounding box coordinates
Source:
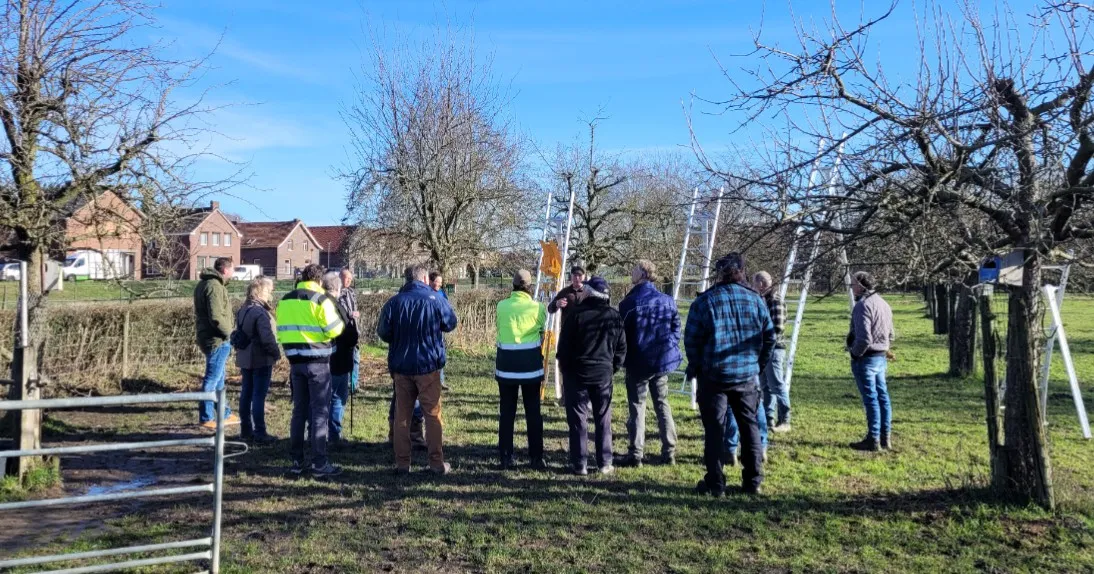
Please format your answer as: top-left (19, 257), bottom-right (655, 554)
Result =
top-left (393, 371), bottom-right (444, 470)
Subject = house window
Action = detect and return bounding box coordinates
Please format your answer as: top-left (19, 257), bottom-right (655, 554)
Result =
top-left (197, 256), bottom-right (207, 269)
top-left (287, 239), bottom-right (293, 251)
top-left (212, 233), bottom-right (220, 246)
top-left (200, 233), bottom-right (208, 246)
top-left (284, 260), bottom-right (291, 275)
top-left (303, 241), bottom-right (310, 252)
top-left (224, 234), bottom-right (232, 247)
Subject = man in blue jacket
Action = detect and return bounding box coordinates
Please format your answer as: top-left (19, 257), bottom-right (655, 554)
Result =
top-left (616, 260), bottom-right (680, 468)
top-left (378, 264), bottom-right (459, 475)
top-left (685, 252), bottom-right (775, 497)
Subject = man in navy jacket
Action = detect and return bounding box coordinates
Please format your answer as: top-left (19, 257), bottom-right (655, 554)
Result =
top-left (616, 260), bottom-right (681, 467)
top-left (378, 264), bottom-right (458, 475)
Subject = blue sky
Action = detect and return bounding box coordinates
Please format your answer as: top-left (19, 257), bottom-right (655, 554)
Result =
top-left (155, 0), bottom-right (967, 224)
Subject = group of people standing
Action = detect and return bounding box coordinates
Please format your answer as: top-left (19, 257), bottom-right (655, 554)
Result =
top-left (192, 250), bottom-right (896, 496)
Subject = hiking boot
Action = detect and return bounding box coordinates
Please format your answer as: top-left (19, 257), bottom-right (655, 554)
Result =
top-left (224, 414), bottom-right (241, 426)
top-left (615, 454), bottom-right (642, 468)
top-left (661, 452), bottom-right (676, 466)
top-left (772, 423), bottom-right (792, 433)
top-left (850, 436), bottom-right (881, 452)
top-left (430, 462), bottom-right (452, 475)
top-left (311, 463), bottom-right (343, 478)
top-left (572, 465), bottom-right (588, 476)
top-left (394, 467), bottom-right (411, 475)
top-left (742, 484), bottom-right (764, 496)
top-left (529, 458), bottom-right (548, 472)
top-left (721, 451), bottom-right (738, 467)
top-left (694, 480), bottom-right (725, 498)
top-left (880, 433), bottom-right (892, 450)
top-left (599, 465), bottom-right (615, 476)
top-left (288, 461), bottom-right (307, 477)
top-left (253, 434), bottom-right (278, 445)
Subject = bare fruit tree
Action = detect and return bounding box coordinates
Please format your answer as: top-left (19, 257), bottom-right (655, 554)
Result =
top-left (0, 0), bottom-right (236, 476)
top-left (341, 24), bottom-right (530, 278)
top-left (697, 0), bottom-right (1094, 508)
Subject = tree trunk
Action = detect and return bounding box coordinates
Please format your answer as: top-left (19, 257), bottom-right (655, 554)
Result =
top-left (472, 263), bottom-right (480, 289)
top-left (1001, 250), bottom-right (1055, 509)
top-left (923, 284), bottom-right (934, 319)
top-left (5, 247), bottom-right (47, 479)
top-left (980, 292), bottom-right (1008, 490)
top-left (934, 283), bottom-right (950, 335)
top-left (949, 283), bottom-right (978, 377)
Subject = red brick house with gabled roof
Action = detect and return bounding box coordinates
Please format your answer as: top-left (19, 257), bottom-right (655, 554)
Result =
top-left (238, 219), bottom-right (322, 280)
top-left (309, 225), bottom-right (354, 271)
top-left (144, 200), bottom-right (242, 280)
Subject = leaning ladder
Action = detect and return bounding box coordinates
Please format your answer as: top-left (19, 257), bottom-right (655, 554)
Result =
top-left (1038, 262), bottom-right (1091, 439)
top-left (533, 188), bottom-right (577, 402)
top-left (670, 186), bottom-right (724, 409)
top-left (779, 140), bottom-right (854, 392)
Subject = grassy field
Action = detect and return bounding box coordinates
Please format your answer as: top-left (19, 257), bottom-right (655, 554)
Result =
top-left (4, 294), bottom-right (1094, 572)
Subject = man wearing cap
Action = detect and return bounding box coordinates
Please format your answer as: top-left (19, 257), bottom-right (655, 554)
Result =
top-left (684, 252), bottom-right (775, 496)
top-left (494, 270), bottom-right (547, 470)
top-left (556, 276), bottom-right (626, 475)
top-left (847, 271), bottom-right (896, 451)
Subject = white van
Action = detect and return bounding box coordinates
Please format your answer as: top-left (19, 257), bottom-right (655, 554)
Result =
top-left (63, 250), bottom-right (134, 280)
top-left (233, 265), bottom-right (262, 281)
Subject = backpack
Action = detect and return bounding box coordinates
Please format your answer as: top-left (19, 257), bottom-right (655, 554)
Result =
top-left (230, 307), bottom-right (253, 350)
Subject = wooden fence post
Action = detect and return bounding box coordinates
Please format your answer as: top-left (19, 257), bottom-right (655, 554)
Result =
top-left (979, 292), bottom-right (1007, 489)
top-left (122, 305), bottom-right (131, 379)
top-left (934, 283), bottom-right (950, 335)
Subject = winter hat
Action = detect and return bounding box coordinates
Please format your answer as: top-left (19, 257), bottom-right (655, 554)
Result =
top-left (585, 276), bottom-right (610, 301)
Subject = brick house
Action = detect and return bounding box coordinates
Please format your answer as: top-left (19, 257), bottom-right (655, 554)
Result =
top-left (309, 225), bottom-right (354, 271)
top-left (62, 190), bottom-right (144, 279)
top-left (0, 189), bottom-right (145, 277)
top-left (238, 219), bottom-right (323, 280)
top-left (146, 201), bottom-right (242, 280)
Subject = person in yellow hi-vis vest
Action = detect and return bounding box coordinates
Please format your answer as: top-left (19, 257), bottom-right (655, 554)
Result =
top-left (495, 270), bottom-right (547, 471)
top-left (276, 264), bottom-right (345, 479)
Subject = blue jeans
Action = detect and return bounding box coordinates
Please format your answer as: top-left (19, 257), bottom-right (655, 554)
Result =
top-left (239, 366), bottom-right (272, 437)
top-left (199, 342), bottom-right (232, 423)
top-left (330, 372), bottom-right (350, 441)
top-left (852, 356), bottom-right (891, 439)
top-left (762, 348), bottom-right (790, 425)
top-left (724, 377), bottom-right (768, 452)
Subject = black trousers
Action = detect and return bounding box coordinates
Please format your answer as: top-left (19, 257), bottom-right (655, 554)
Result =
top-left (498, 382), bottom-right (544, 461)
top-left (563, 376), bottom-right (613, 470)
top-left (698, 379), bottom-right (764, 492)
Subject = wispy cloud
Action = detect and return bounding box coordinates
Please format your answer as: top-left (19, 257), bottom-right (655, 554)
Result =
top-left (159, 16), bottom-right (325, 84)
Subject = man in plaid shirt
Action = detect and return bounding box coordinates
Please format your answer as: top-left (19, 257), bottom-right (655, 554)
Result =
top-left (684, 252), bottom-right (775, 496)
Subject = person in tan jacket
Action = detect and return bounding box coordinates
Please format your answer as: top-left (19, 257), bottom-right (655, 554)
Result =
top-left (846, 271), bottom-right (896, 452)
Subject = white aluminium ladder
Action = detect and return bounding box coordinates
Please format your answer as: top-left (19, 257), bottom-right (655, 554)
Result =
top-left (1038, 262), bottom-right (1091, 439)
top-left (778, 140), bottom-right (854, 392)
top-left (671, 186), bottom-right (724, 409)
top-left (533, 188), bottom-right (576, 401)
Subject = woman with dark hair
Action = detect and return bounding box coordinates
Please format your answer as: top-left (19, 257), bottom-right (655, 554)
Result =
top-left (494, 270), bottom-right (547, 470)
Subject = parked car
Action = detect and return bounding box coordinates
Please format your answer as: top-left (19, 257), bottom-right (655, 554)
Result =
top-left (233, 265), bottom-right (261, 281)
top-left (1, 262), bottom-right (21, 281)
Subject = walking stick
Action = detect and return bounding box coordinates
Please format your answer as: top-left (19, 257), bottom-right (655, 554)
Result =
top-left (350, 388), bottom-right (355, 437)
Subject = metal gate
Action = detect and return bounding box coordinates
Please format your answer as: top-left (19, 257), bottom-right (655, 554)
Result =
top-left (0, 389), bottom-right (227, 573)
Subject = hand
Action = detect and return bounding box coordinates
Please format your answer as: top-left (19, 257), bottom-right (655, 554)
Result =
top-left (886, 349), bottom-right (896, 361)
top-left (557, 298), bottom-right (568, 309)
top-left (352, 311), bottom-right (360, 319)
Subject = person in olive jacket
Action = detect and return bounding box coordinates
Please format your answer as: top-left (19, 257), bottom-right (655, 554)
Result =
top-left (556, 276), bottom-right (626, 476)
top-left (234, 276), bottom-right (281, 443)
top-left (193, 257), bottom-right (240, 428)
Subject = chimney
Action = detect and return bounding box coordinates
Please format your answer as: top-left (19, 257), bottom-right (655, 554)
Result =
top-left (211, 201), bottom-right (220, 210)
